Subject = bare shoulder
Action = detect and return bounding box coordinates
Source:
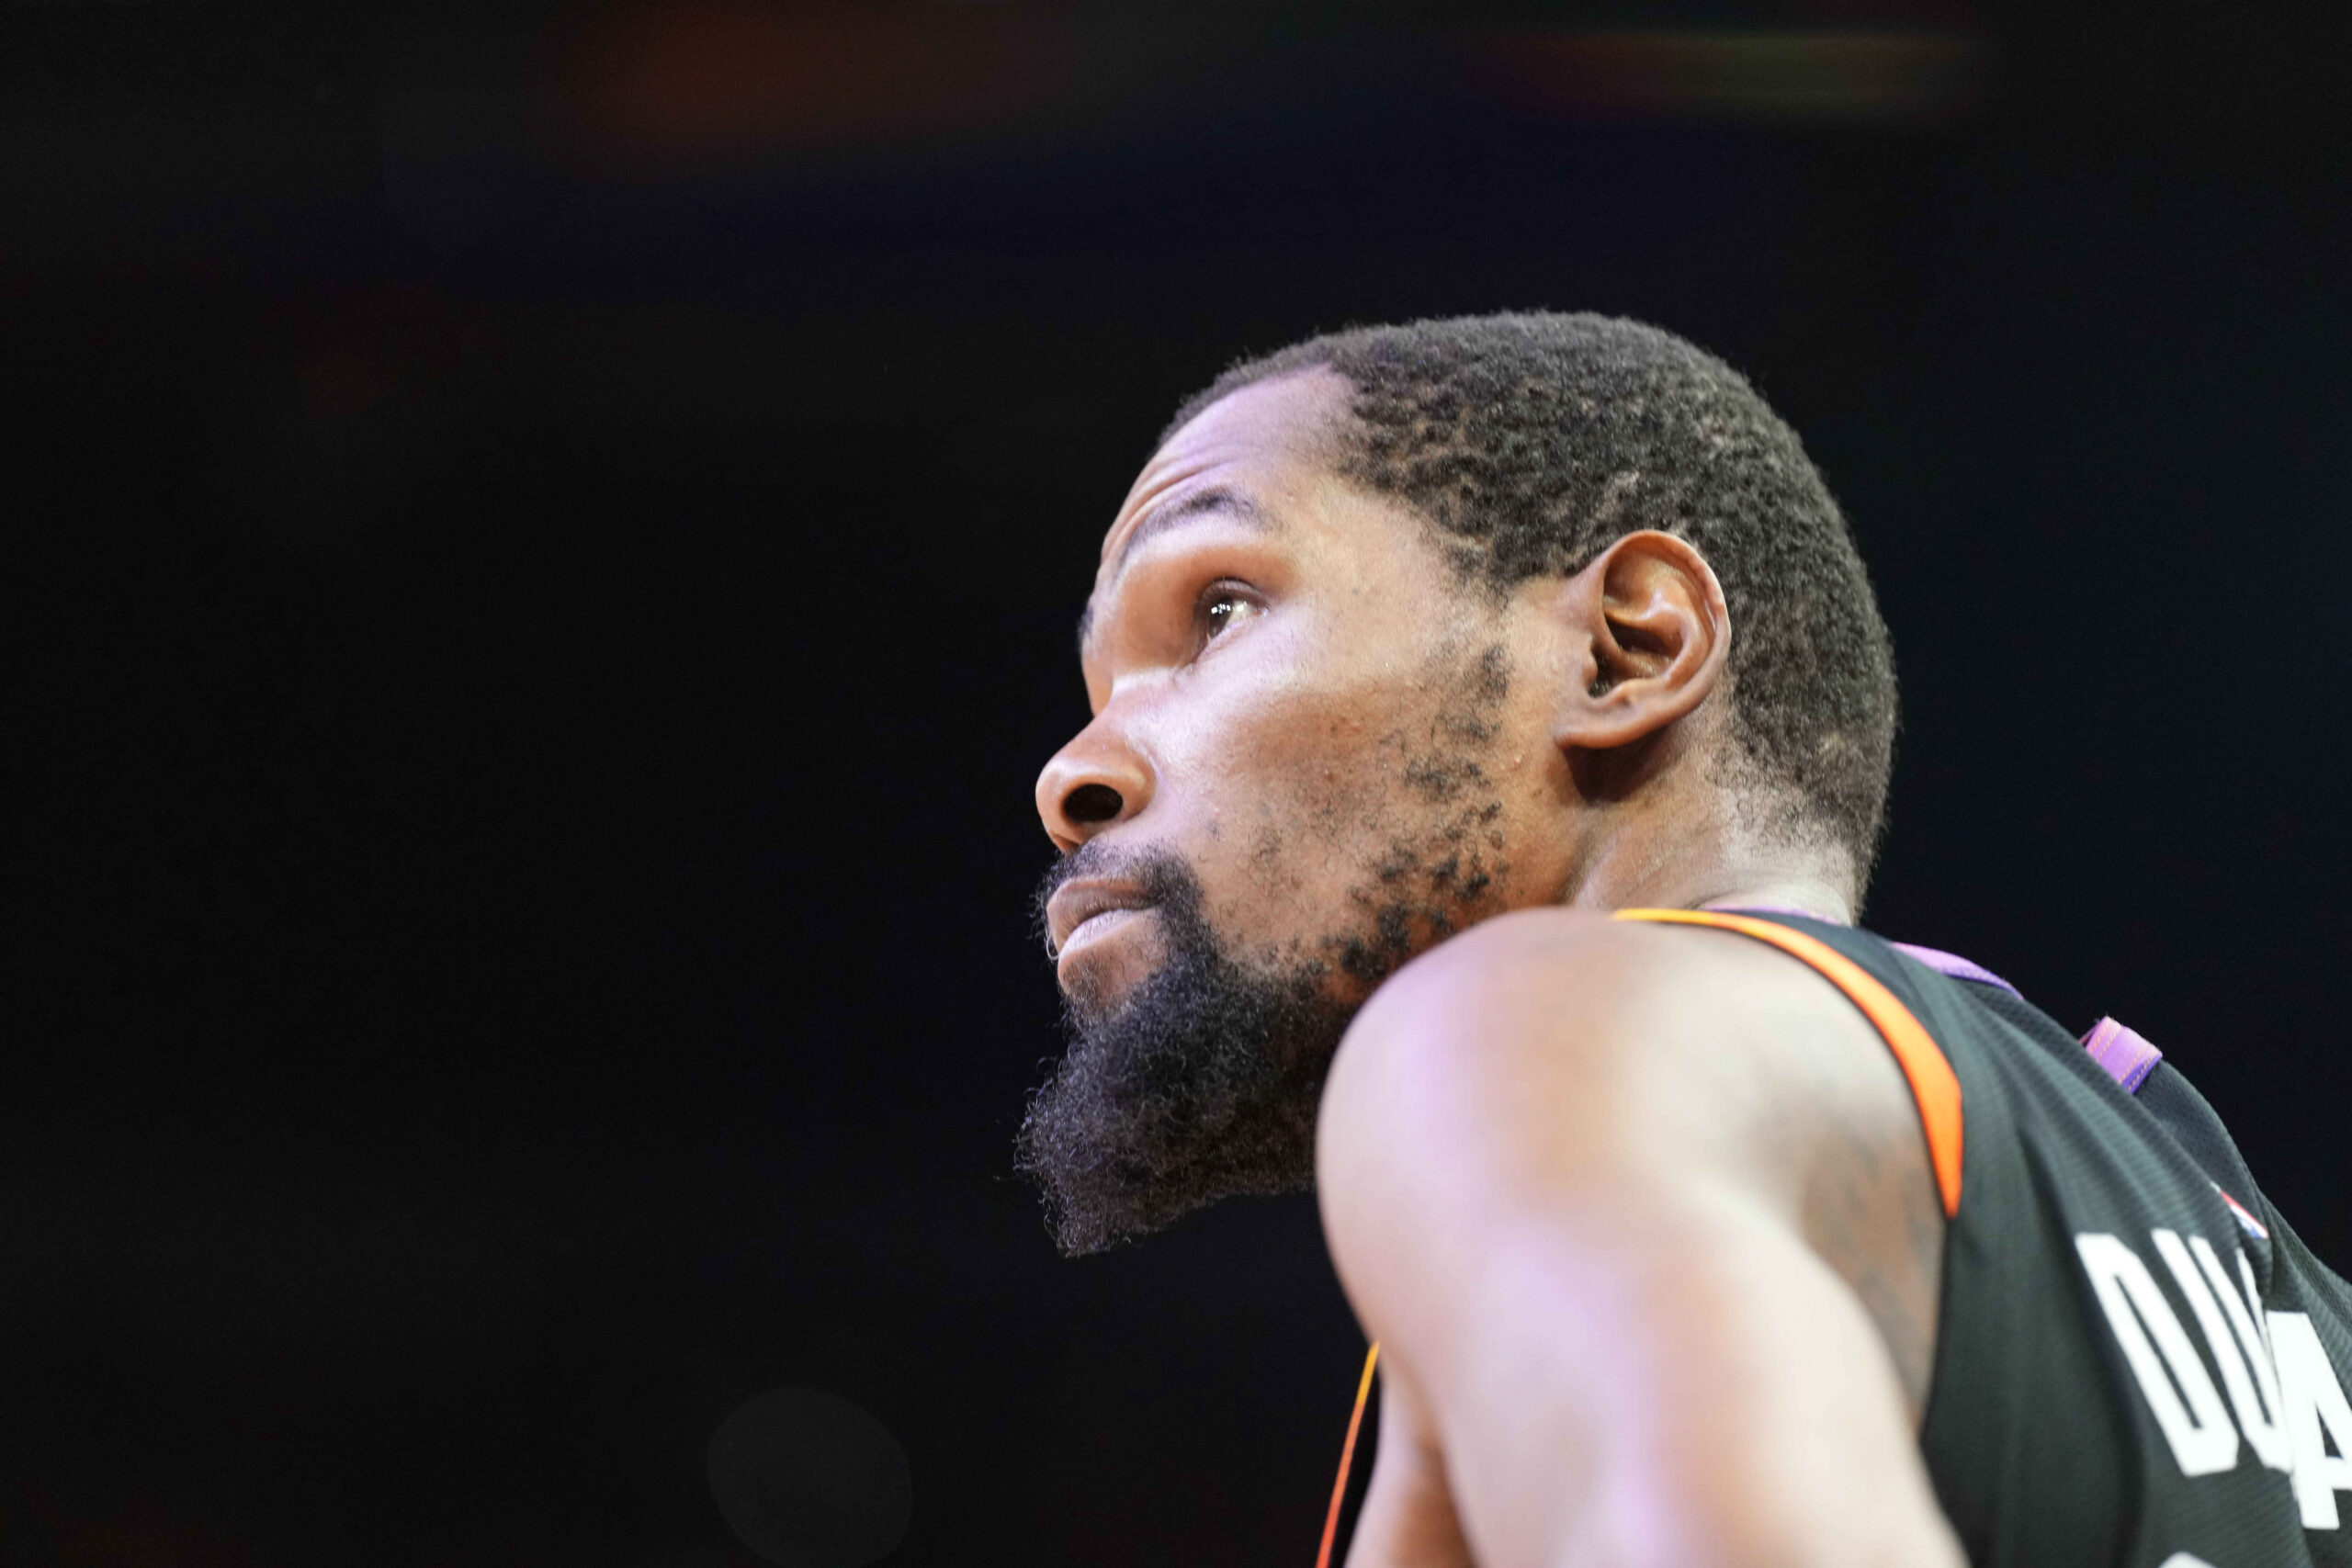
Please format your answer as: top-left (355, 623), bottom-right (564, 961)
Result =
top-left (1317, 906), bottom-right (1903, 1181)
top-left (1317, 906), bottom-right (1945, 1416)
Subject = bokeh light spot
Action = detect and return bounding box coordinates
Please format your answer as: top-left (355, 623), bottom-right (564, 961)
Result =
top-left (707, 1387), bottom-right (912, 1568)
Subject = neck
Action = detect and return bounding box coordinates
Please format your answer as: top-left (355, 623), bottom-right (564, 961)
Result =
top-left (1593, 867), bottom-right (1854, 926)
top-left (1689, 876), bottom-right (1853, 925)
top-left (1558, 789), bottom-right (1858, 927)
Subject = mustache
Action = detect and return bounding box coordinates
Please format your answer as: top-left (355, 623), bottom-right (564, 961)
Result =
top-left (1032, 841), bottom-right (1198, 957)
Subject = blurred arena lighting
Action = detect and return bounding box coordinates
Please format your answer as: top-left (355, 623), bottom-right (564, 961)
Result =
top-left (563, 0), bottom-right (1087, 161)
top-left (1455, 30), bottom-right (1988, 123)
top-left (558, 6), bottom-right (1988, 167)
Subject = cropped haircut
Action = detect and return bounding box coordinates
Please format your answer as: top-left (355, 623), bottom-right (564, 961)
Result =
top-left (1163, 312), bottom-right (1897, 870)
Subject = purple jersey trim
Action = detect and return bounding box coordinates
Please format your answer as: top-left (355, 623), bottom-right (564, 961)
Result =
top-left (1702, 906), bottom-right (2161, 1097)
top-left (2081, 1016), bottom-right (2164, 1095)
top-left (1887, 942), bottom-right (2023, 997)
top-left (1702, 905), bottom-right (2024, 997)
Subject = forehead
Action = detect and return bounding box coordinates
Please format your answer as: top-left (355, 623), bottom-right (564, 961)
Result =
top-left (1095, 368), bottom-right (1352, 576)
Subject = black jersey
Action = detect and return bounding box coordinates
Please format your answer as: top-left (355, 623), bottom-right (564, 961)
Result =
top-left (1314, 908), bottom-right (2352, 1568)
top-left (1641, 909), bottom-right (2352, 1567)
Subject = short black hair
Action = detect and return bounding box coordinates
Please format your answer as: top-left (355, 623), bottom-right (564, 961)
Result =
top-left (1162, 311), bottom-right (1897, 873)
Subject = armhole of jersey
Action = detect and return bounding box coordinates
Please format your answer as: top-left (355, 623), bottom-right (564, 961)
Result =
top-left (1614, 908), bottom-right (1963, 1218)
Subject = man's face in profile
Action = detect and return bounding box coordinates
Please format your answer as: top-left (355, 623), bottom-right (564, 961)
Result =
top-left (1020, 369), bottom-right (1573, 1253)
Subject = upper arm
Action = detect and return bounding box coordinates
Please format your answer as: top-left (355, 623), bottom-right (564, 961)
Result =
top-left (1316, 910), bottom-right (1960, 1568)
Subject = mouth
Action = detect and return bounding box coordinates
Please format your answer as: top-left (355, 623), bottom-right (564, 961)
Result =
top-left (1045, 878), bottom-right (1156, 961)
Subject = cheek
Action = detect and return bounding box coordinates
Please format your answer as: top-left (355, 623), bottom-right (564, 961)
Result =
top-left (1143, 679), bottom-right (1395, 907)
top-left (1202, 680), bottom-right (1560, 956)
top-left (1143, 604), bottom-right (1548, 943)
top-left (1202, 694), bottom-right (1494, 931)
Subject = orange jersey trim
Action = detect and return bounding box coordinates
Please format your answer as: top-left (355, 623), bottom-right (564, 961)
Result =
top-left (1614, 908), bottom-right (1964, 1218)
top-left (1314, 1343), bottom-right (1379, 1568)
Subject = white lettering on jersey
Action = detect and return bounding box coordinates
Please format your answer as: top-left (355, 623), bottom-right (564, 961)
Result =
top-left (2267, 1312), bottom-right (2352, 1529)
top-left (2076, 1233), bottom-right (2240, 1475)
top-left (2153, 1229), bottom-right (2291, 1472)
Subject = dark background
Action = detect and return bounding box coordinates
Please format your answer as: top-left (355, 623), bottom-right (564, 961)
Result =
top-left (9, 0), bottom-right (2351, 1562)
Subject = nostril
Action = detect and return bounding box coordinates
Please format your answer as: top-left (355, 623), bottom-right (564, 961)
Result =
top-left (1064, 783), bottom-right (1125, 826)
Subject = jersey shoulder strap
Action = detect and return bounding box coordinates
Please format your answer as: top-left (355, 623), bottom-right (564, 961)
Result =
top-left (1613, 907), bottom-right (1963, 1216)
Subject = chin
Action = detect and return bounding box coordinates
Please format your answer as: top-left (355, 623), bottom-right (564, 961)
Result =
top-left (1055, 913), bottom-right (1166, 1017)
top-left (1057, 957), bottom-right (1150, 1027)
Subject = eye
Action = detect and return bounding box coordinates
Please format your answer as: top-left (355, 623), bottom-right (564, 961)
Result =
top-left (1194, 581), bottom-right (1263, 651)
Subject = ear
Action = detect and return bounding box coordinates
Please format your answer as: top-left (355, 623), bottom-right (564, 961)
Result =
top-left (1553, 530), bottom-right (1730, 754)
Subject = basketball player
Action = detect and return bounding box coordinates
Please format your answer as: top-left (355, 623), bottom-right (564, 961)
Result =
top-left (1018, 314), bottom-right (2352, 1565)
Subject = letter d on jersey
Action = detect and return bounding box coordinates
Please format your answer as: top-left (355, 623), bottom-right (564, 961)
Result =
top-left (2076, 1234), bottom-right (2240, 1476)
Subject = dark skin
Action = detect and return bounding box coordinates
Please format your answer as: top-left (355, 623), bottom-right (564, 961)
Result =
top-left (1035, 369), bottom-right (1959, 1567)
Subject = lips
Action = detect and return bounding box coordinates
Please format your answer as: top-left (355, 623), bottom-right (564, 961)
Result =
top-left (1045, 878), bottom-right (1155, 957)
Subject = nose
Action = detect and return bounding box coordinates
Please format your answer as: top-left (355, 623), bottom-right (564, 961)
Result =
top-left (1035, 714), bottom-right (1155, 852)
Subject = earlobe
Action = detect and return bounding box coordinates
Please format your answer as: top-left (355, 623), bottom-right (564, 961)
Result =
top-left (1555, 530), bottom-right (1730, 754)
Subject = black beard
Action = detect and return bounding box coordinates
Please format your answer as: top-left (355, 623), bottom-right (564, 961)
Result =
top-left (1016, 845), bottom-right (1355, 1257)
top-left (1019, 641), bottom-right (1517, 1256)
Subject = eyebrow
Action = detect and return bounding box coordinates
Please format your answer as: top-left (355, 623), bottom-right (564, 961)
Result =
top-left (1077, 485), bottom-right (1275, 651)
